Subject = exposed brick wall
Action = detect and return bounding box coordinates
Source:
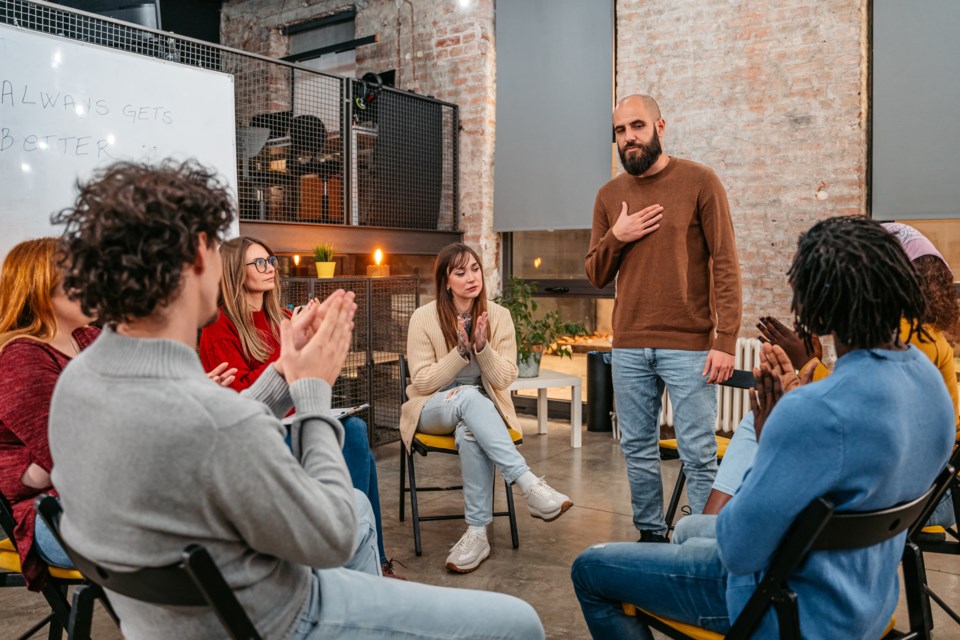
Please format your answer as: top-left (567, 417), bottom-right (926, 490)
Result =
top-left (221, 0), bottom-right (868, 327)
top-left (221, 0), bottom-right (500, 291)
top-left (617, 0), bottom-right (868, 332)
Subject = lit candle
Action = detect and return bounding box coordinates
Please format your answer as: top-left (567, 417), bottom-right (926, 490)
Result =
top-left (292, 254), bottom-right (301, 276)
top-left (367, 248), bottom-right (390, 277)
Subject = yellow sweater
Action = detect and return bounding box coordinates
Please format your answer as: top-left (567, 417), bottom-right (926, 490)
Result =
top-left (399, 300), bottom-right (521, 451)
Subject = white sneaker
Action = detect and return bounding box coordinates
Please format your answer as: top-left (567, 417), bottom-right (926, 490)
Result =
top-left (445, 529), bottom-right (491, 573)
top-left (523, 477), bottom-right (573, 522)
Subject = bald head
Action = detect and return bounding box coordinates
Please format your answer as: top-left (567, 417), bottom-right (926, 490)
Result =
top-left (615, 94), bottom-right (661, 121)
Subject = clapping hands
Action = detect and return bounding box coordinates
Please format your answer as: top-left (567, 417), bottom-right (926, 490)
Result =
top-left (277, 290), bottom-right (357, 386)
top-left (456, 311), bottom-right (489, 356)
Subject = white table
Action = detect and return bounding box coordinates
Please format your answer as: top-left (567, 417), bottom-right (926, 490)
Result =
top-left (509, 369), bottom-right (583, 448)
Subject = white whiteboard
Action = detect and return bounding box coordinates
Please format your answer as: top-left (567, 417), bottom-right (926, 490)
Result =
top-left (0, 23), bottom-right (238, 260)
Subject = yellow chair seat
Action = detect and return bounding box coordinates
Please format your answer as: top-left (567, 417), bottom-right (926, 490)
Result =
top-left (621, 603), bottom-right (722, 640)
top-left (660, 435), bottom-right (730, 460)
top-left (0, 549), bottom-right (83, 581)
top-left (620, 602), bottom-right (897, 640)
top-left (621, 603), bottom-right (896, 639)
top-left (921, 525), bottom-right (946, 535)
top-left (414, 427), bottom-right (523, 452)
top-left (0, 537), bottom-right (13, 552)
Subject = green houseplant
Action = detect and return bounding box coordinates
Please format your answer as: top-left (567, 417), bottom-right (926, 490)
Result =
top-left (313, 243), bottom-right (336, 278)
top-left (495, 276), bottom-right (588, 377)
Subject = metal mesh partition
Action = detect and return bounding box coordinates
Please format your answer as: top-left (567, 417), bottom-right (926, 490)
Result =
top-left (280, 276), bottom-right (419, 447)
top-left (2, 0), bottom-right (459, 232)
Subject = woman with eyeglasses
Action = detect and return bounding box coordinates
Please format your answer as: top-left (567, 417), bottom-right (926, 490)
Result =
top-left (199, 236), bottom-right (403, 578)
top-left (0, 237), bottom-right (98, 590)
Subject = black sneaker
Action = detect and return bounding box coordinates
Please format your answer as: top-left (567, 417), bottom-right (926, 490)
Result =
top-left (637, 530), bottom-right (670, 544)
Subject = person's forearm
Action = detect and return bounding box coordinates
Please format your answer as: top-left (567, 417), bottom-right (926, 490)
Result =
top-left (240, 365), bottom-right (294, 417)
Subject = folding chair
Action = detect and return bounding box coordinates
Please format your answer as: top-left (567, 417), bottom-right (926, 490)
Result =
top-left (35, 495), bottom-right (260, 640)
top-left (910, 444), bottom-right (960, 629)
top-left (623, 463), bottom-right (956, 640)
top-left (659, 435), bottom-right (731, 530)
top-left (397, 355), bottom-right (521, 556)
top-left (0, 492), bottom-right (86, 640)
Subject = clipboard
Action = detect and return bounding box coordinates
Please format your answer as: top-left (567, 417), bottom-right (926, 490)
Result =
top-left (282, 403), bottom-right (370, 426)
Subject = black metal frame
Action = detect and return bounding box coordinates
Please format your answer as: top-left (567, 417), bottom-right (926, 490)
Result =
top-left (35, 496), bottom-right (260, 640)
top-left (633, 464), bottom-right (957, 640)
top-left (396, 355), bottom-right (520, 556)
top-left (659, 436), bottom-right (731, 532)
top-left (912, 445), bottom-right (960, 628)
top-left (0, 492), bottom-right (84, 640)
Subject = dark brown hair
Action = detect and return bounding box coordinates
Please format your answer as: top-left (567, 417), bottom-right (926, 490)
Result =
top-left (434, 243), bottom-right (488, 350)
top-left (914, 255), bottom-right (960, 334)
top-left (53, 160), bottom-right (235, 324)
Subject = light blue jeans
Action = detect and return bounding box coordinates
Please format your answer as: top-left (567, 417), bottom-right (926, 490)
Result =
top-left (612, 348), bottom-right (719, 534)
top-left (715, 412), bottom-right (957, 527)
top-left (34, 505), bottom-right (73, 568)
top-left (418, 384), bottom-right (529, 526)
top-left (571, 514), bottom-right (728, 639)
top-left (288, 488), bottom-right (545, 639)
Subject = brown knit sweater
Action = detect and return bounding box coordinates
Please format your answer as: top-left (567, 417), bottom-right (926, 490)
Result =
top-left (585, 157), bottom-right (742, 354)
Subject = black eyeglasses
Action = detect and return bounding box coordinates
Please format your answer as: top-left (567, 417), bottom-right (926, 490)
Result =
top-left (245, 256), bottom-right (278, 273)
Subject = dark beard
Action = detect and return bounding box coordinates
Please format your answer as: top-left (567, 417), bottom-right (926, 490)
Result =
top-left (618, 128), bottom-right (662, 176)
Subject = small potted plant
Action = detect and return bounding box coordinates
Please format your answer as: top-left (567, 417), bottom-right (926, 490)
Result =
top-left (313, 243), bottom-right (336, 278)
top-left (495, 276), bottom-right (588, 377)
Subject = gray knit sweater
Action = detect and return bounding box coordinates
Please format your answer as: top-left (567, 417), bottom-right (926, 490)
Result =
top-left (48, 327), bottom-right (356, 639)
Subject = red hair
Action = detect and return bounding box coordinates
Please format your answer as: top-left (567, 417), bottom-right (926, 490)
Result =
top-left (0, 238), bottom-right (62, 351)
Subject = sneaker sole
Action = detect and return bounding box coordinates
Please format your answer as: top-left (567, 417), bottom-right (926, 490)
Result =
top-left (528, 500), bottom-right (574, 523)
top-left (445, 549), bottom-right (491, 574)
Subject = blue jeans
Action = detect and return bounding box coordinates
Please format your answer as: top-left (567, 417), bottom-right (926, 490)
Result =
top-left (340, 417), bottom-right (389, 564)
top-left (418, 385), bottom-right (529, 526)
top-left (715, 412), bottom-right (957, 527)
top-left (34, 506), bottom-right (73, 568)
top-left (612, 348), bottom-right (718, 534)
top-left (289, 566), bottom-right (544, 640)
top-left (571, 516), bottom-right (730, 640)
top-left (571, 514), bottom-right (728, 639)
top-left (293, 488), bottom-right (543, 639)
top-left (286, 417), bottom-right (388, 564)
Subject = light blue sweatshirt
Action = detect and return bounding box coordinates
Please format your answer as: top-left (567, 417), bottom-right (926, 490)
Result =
top-left (717, 346), bottom-right (954, 638)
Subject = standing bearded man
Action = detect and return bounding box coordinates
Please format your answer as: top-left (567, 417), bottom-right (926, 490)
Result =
top-left (585, 95), bottom-right (742, 542)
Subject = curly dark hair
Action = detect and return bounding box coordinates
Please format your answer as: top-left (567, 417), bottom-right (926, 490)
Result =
top-left (788, 216), bottom-right (927, 351)
top-left (53, 160), bottom-right (235, 323)
top-left (914, 254), bottom-right (960, 334)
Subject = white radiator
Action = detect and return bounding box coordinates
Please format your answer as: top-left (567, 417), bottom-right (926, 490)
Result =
top-left (658, 338), bottom-right (761, 434)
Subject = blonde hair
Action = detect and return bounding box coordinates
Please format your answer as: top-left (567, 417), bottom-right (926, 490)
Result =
top-left (218, 237), bottom-right (285, 362)
top-left (0, 238), bottom-right (62, 351)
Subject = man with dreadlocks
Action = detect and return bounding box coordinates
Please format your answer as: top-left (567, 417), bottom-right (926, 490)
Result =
top-left (571, 216), bottom-right (955, 639)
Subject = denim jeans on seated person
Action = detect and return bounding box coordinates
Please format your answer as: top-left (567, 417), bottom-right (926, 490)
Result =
top-left (291, 486), bottom-right (544, 639)
top-left (286, 416), bottom-right (390, 564)
top-left (418, 384), bottom-right (530, 526)
top-left (34, 505), bottom-right (73, 569)
top-left (715, 412), bottom-right (957, 528)
top-left (612, 348), bottom-right (719, 535)
top-left (571, 514), bottom-right (729, 640)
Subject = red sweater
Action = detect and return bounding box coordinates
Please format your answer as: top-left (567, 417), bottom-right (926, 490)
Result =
top-left (0, 326), bottom-right (99, 589)
top-left (199, 308), bottom-right (288, 392)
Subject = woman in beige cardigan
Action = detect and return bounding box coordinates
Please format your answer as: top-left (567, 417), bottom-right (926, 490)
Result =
top-left (401, 243), bottom-right (573, 574)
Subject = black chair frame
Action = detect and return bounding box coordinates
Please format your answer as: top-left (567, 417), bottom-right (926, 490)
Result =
top-left (0, 492), bottom-right (84, 640)
top-left (911, 444), bottom-right (960, 628)
top-left (35, 495), bottom-right (261, 640)
top-left (637, 464), bottom-right (956, 640)
top-left (397, 355), bottom-right (520, 556)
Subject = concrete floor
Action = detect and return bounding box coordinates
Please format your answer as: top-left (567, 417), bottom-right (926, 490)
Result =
top-left (2, 415), bottom-right (959, 639)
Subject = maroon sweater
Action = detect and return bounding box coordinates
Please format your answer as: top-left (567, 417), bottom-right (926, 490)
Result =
top-left (198, 308), bottom-right (288, 392)
top-left (585, 158), bottom-right (742, 353)
top-left (0, 326), bottom-right (99, 589)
